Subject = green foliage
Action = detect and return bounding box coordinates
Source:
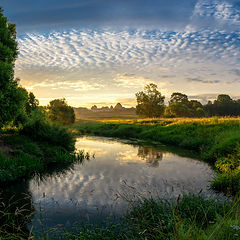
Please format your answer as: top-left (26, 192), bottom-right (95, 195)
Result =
top-left (205, 94), bottom-right (240, 116)
top-left (0, 133), bottom-right (85, 184)
top-left (165, 92), bottom-right (206, 118)
top-left (126, 195), bottom-right (233, 239)
top-left (25, 91), bottom-right (39, 115)
top-left (0, 83), bottom-right (28, 127)
top-left (136, 83), bottom-right (165, 118)
top-left (0, 8), bottom-right (28, 127)
top-left (21, 108), bottom-right (75, 151)
top-left (0, 150), bottom-right (42, 182)
top-left (164, 102), bottom-right (194, 117)
top-left (47, 98), bottom-right (75, 125)
top-left (169, 92), bottom-right (189, 105)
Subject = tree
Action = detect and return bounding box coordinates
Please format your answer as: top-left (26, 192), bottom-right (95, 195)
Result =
top-left (164, 102), bottom-right (193, 117)
top-left (136, 83), bottom-right (165, 118)
top-left (169, 92), bottom-right (188, 105)
top-left (0, 7), bottom-right (27, 127)
top-left (204, 94), bottom-right (240, 116)
top-left (25, 92), bottom-right (39, 115)
top-left (165, 92), bottom-right (206, 118)
top-left (91, 105), bottom-right (98, 111)
top-left (114, 103), bottom-right (123, 111)
top-left (47, 98), bottom-right (75, 124)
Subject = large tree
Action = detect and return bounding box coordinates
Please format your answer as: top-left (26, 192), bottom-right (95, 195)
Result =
top-left (169, 92), bottom-right (189, 105)
top-left (0, 7), bottom-right (27, 127)
top-left (136, 83), bottom-right (165, 118)
top-left (47, 98), bottom-right (75, 124)
top-left (165, 92), bottom-right (206, 117)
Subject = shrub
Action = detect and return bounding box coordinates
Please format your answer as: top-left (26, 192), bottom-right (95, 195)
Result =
top-left (21, 109), bottom-right (75, 151)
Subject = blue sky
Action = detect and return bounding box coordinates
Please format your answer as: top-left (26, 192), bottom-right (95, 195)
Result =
top-left (1, 0), bottom-right (240, 107)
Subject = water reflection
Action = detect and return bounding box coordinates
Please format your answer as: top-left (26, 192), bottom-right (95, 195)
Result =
top-left (24, 136), bottom-right (218, 231)
top-left (137, 146), bottom-right (164, 167)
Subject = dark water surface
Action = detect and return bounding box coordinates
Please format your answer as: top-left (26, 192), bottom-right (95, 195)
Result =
top-left (3, 136), bottom-right (221, 233)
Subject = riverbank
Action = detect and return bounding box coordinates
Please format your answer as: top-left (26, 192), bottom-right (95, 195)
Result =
top-left (72, 118), bottom-right (240, 196)
top-left (0, 123), bottom-right (84, 184)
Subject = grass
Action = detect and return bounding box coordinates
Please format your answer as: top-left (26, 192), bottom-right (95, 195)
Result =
top-left (72, 117), bottom-right (240, 195)
top-left (10, 195), bottom-right (238, 240)
top-left (0, 130), bottom-right (84, 184)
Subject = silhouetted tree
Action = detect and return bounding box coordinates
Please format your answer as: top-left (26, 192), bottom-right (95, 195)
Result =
top-left (114, 103), bottom-right (123, 110)
top-left (204, 94), bottom-right (240, 116)
top-left (136, 83), bottom-right (165, 117)
top-left (25, 92), bottom-right (39, 115)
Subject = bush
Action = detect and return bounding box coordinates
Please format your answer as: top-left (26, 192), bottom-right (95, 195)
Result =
top-left (21, 109), bottom-right (75, 151)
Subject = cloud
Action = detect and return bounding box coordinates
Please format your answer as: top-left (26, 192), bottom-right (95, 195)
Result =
top-left (114, 74), bottom-right (155, 88)
top-left (187, 0), bottom-right (240, 31)
top-left (25, 80), bottom-right (102, 91)
top-left (187, 77), bottom-right (220, 84)
top-left (231, 69), bottom-right (240, 77)
top-left (16, 29), bottom-right (240, 74)
top-left (189, 93), bottom-right (240, 104)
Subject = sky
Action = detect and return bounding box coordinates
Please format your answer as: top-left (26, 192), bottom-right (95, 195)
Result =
top-left (1, 0), bottom-right (240, 107)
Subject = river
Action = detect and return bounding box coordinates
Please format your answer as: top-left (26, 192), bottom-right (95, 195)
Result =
top-left (2, 136), bottom-right (221, 234)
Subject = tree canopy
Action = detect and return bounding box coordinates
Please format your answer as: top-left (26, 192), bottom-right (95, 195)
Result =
top-left (165, 93), bottom-right (205, 117)
top-left (136, 83), bottom-right (165, 118)
top-left (204, 94), bottom-right (240, 116)
top-left (0, 7), bottom-right (27, 127)
top-left (47, 98), bottom-right (75, 125)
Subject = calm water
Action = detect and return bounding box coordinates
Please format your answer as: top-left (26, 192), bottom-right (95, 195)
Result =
top-left (3, 136), bottom-right (220, 233)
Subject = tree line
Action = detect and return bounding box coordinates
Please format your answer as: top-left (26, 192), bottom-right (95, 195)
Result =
top-left (136, 83), bottom-right (240, 118)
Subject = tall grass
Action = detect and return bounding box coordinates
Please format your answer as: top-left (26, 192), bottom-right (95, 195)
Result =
top-left (29, 195), bottom-right (240, 240)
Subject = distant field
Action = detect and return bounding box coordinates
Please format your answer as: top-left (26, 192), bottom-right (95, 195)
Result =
top-left (104, 116), bottom-right (240, 124)
top-left (75, 113), bottom-right (240, 124)
top-left (75, 110), bottom-right (138, 122)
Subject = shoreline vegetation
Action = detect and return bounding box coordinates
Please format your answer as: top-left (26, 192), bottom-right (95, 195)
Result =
top-left (0, 112), bottom-right (84, 184)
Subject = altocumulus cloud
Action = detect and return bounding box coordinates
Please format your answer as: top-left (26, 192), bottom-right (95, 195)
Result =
top-left (12, 0), bottom-right (240, 105)
top-left (16, 29), bottom-right (240, 86)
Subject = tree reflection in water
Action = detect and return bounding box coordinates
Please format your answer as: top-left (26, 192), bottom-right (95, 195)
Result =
top-left (137, 146), bottom-right (164, 167)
